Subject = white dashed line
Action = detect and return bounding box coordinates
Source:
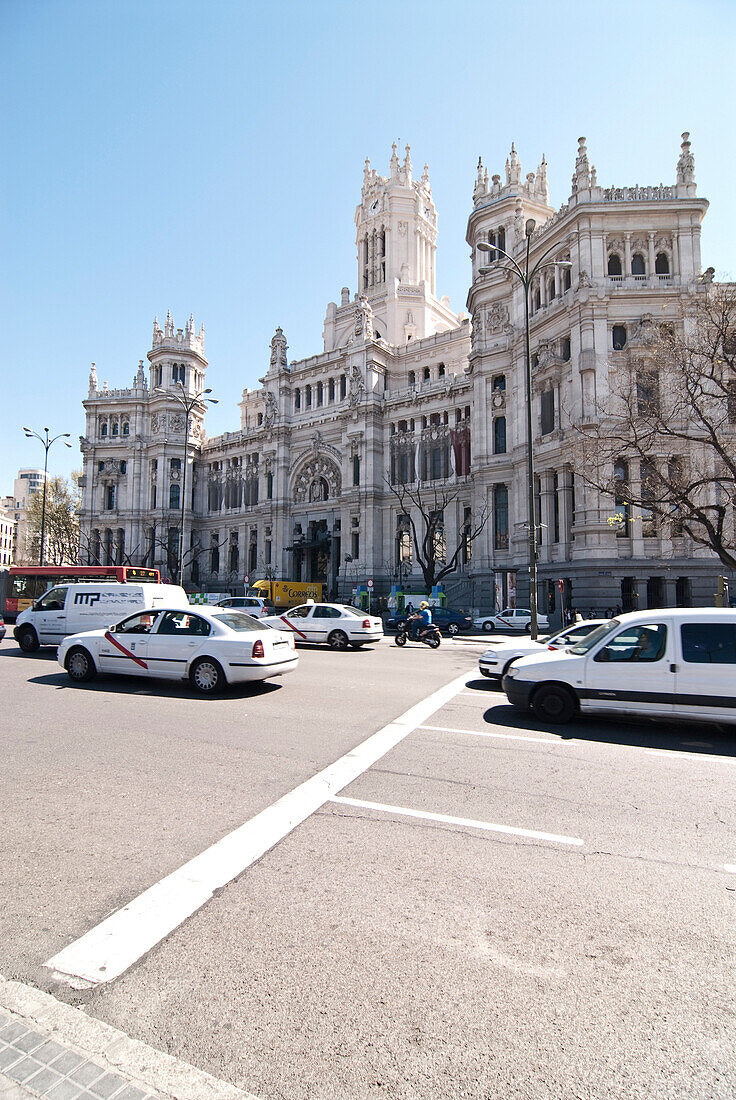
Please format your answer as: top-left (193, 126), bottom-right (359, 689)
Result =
top-left (724, 864), bottom-right (736, 873)
top-left (44, 668), bottom-right (474, 988)
top-left (331, 795), bottom-right (584, 847)
top-left (419, 724), bottom-right (560, 745)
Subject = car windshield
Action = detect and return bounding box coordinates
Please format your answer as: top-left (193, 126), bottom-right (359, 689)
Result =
top-left (568, 619), bottom-right (621, 654)
top-left (210, 611), bottom-right (269, 633)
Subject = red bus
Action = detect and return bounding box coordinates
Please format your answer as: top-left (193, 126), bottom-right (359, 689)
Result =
top-left (0, 565), bottom-right (161, 620)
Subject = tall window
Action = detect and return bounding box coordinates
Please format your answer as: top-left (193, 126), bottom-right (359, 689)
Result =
top-left (105, 484), bottom-right (116, 510)
top-left (541, 390), bottom-right (555, 435)
top-left (640, 458), bottom-right (657, 537)
top-left (637, 371), bottom-right (660, 416)
top-left (494, 484), bottom-right (509, 550)
top-left (306, 384), bottom-right (312, 407)
top-left (608, 254), bottom-right (622, 276)
top-left (353, 455), bottom-right (360, 486)
top-left (614, 459), bottom-right (630, 537)
top-left (493, 416), bottom-right (506, 455)
top-left (169, 483), bottom-right (180, 510)
top-left (210, 534), bottom-right (219, 574)
top-left (317, 381), bottom-right (324, 406)
top-left (612, 325), bottom-right (627, 350)
top-left (655, 252), bottom-right (670, 275)
top-left (294, 389), bottom-right (301, 411)
top-left (553, 472), bottom-right (560, 543)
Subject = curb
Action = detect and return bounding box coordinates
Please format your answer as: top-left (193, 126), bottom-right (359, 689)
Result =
top-left (0, 976), bottom-right (259, 1100)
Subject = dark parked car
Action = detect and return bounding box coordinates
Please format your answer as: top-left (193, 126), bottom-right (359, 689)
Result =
top-left (0, 616), bottom-right (5, 642)
top-left (387, 607), bottom-right (473, 636)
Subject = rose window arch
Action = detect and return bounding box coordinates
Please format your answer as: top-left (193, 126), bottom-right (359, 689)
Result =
top-left (292, 456), bottom-right (341, 504)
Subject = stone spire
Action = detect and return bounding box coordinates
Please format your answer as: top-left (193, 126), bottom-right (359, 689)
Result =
top-left (571, 136), bottom-right (591, 193)
top-left (402, 143), bottom-right (413, 184)
top-left (164, 309), bottom-right (173, 337)
top-left (135, 359), bottom-right (146, 387)
top-left (421, 162), bottom-right (430, 188)
top-left (389, 141), bottom-right (400, 180)
top-left (506, 143), bottom-right (521, 187)
top-left (536, 154), bottom-right (549, 202)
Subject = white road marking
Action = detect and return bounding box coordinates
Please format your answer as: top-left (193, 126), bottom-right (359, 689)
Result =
top-left (724, 864), bottom-right (736, 873)
top-left (44, 669), bottom-right (474, 988)
top-left (419, 724), bottom-right (559, 745)
top-left (644, 749), bottom-right (736, 764)
top-left (331, 795), bottom-right (584, 847)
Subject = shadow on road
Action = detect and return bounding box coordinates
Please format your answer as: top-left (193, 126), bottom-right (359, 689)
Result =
top-left (461, 678), bottom-right (736, 759)
top-left (26, 670), bottom-right (283, 701)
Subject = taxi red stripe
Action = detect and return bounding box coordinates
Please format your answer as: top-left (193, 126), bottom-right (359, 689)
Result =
top-left (279, 615), bottom-right (307, 640)
top-left (104, 631), bottom-right (148, 669)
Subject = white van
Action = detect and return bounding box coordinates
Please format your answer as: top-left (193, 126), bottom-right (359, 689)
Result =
top-left (502, 607), bottom-right (736, 726)
top-left (13, 583), bottom-right (189, 652)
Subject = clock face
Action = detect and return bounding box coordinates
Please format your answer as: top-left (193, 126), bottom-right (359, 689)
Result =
top-left (371, 199), bottom-right (380, 212)
top-left (424, 205), bottom-right (431, 218)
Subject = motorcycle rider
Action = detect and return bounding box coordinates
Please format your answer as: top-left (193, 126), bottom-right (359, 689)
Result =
top-left (408, 600), bottom-right (433, 642)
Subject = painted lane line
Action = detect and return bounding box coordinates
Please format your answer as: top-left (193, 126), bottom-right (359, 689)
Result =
top-left (419, 724), bottom-right (560, 745)
top-left (331, 795), bottom-right (584, 847)
top-left (724, 864), bottom-right (736, 873)
top-left (44, 668), bottom-right (474, 989)
top-left (644, 749), bottom-right (736, 764)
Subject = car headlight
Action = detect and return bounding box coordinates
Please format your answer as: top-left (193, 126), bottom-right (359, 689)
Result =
top-left (504, 665), bottom-right (519, 678)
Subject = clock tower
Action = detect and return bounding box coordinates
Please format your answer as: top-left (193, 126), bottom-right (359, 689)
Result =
top-left (350, 143), bottom-right (460, 346)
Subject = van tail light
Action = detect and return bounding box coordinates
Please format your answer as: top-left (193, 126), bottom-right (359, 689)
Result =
top-left (362, 619), bottom-right (371, 629)
top-left (252, 639), bottom-right (264, 658)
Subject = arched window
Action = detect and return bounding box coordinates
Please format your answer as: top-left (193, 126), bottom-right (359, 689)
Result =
top-left (548, 277), bottom-right (556, 300)
top-left (423, 367), bottom-right (430, 382)
top-left (111, 421), bottom-right (119, 437)
top-left (655, 252), bottom-right (670, 275)
top-left (317, 381), bottom-right (324, 406)
top-left (306, 384), bottom-right (312, 407)
top-left (294, 389), bottom-right (301, 411)
top-left (408, 371), bottom-right (416, 386)
top-left (493, 416), bottom-right (506, 455)
top-left (122, 421), bottom-right (129, 436)
top-left (533, 287), bottom-right (541, 312)
top-left (631, 253), bottom-right (646, 276)
top-left (100, 421), bottom-right (108, 437)
top-left (563, 266), bottom-right (572, 292)
top-left (607, 254), bottom-right (622, 276)
top-left (169, 483), bottom-right (180, 510)
top-left (560, 337), bottom-right (571, 361)
top-left (438, 363), bottom-right (445, 378)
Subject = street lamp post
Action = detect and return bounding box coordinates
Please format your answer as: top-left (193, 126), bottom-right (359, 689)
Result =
top-left (478, 224), bottom-right (572, 640)
top-left (22, 427), bottom-right (72, 565)
top-left (171, 384), bottom-right (217, 587)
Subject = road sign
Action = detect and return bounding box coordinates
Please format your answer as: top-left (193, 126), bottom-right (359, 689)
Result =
top-left (367, 578), bottom-right (374, 589)
top-left (557, 579), bottom-right (564, 593)
top-left (244, 575), bottom-right (250, 585)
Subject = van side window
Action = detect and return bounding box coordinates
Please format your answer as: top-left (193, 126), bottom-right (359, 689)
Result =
top-left (36, 587), bottom-right (68, 611)
top-left (594, 624), bottom-right (667, 663)
top-left (681, 623), bottom-right (736, 664)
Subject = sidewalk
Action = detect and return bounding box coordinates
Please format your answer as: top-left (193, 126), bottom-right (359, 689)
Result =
top-left (0, 977), bottom-right (258, 1100)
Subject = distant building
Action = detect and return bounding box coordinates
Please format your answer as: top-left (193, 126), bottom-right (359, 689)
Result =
top-left (1, 468), bottom-right (46, 564)
top-left (0, 505), bottom-right (15, 566)
top-left (78, 134), bottom-right (726, 619)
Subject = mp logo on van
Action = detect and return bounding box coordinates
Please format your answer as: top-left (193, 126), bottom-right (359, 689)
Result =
top-left (74, 591), bottom-right (101, 606)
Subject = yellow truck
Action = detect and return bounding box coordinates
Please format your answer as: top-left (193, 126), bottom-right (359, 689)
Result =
top-left (249, 579), bottom-right (324, 609)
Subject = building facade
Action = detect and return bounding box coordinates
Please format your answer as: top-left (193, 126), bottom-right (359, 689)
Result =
top-left (78, 134), bottom-right (728, 620)
top-left (1, 469), bottom-right (47, 565)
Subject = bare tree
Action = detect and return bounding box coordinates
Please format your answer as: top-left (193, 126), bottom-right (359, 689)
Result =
top-left (23, 473), bottom-right (81, 565)
top-left (385, 477), bottom-right (489, 590)
top-left (573, 285), bottom-right (736, 569)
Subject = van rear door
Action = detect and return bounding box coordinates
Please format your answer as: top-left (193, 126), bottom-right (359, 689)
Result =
top-left (674, 619), bottom-right (736, 722)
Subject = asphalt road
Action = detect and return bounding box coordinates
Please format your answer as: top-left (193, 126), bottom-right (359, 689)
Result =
top-left (1, 631), bottom-right (735, 1099)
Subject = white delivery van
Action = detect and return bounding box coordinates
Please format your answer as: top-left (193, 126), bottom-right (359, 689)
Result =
top-left (502, 607), bottom-right (736, 726)
top-left (13, 583), bottom-right (189, 652)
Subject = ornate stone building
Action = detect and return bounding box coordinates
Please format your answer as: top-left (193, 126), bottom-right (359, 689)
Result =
top-left (79, 134), bottom-right (725, 619)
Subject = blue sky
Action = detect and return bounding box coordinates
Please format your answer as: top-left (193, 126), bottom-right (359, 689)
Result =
top-left (2, 0), bottom-right (735, 491)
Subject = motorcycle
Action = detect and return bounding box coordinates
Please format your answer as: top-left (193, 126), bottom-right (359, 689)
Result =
top-left (395, 619), bottom-right (441, 649)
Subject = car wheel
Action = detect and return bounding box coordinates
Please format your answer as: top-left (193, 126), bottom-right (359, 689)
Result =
top-left (524, 623), bottom-right (532, 634)
top-left (532, 683), bottom-right (577, 724)
top-left (190, 656), bottom-right (225, 695)
top-left (65, 647), bottom-right (97, 683)
top-left (18, 626), bottom-right (40, 653)
top-left (328, 629), bottom-right (349, 651)
top-left (447, 622), bottom-right (459, 636)
top-left (482, 621), bottom-right (495, 632)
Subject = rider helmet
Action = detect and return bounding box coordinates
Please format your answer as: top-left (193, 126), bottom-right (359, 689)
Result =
top-left (420, 601), bottom-right (429, 609)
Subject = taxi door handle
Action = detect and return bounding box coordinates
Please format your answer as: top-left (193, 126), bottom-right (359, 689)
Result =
top-left (669, 663), bottom-right (677, 672)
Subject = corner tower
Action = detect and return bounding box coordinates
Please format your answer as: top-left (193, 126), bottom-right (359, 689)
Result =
top-left (349, 144), bottom-right (460, 346)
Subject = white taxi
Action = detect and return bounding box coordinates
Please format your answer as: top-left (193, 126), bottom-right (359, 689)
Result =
top-left (57, 606), bottom-right (298, 694)
top-left (260, 602), bottom-right (384, 649)
top-left (473, 607), bottom-right (550, 633)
